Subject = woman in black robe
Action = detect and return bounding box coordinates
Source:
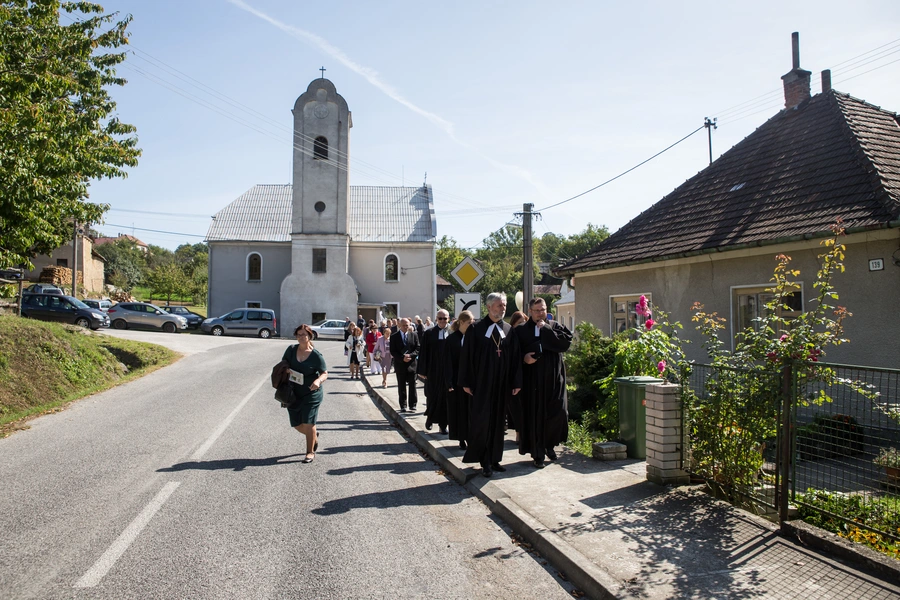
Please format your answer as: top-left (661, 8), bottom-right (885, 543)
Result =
top-left (444, 310), bottom-right (474, 449)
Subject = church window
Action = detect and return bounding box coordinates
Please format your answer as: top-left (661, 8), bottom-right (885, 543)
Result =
top-left (247, 253), bottom-right (262, 281)
top-left (314, 136), bottom-right (328, 160)
top-left (384, 254), bottom-right (399, 282)
top-left (313, 248), bottom-right (327, 273)
top-left (314, 201), bottom-right (326, 213)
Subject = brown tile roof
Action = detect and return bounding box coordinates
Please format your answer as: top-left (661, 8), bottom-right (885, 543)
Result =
top-left (559, 90), bottom-right (900, 274)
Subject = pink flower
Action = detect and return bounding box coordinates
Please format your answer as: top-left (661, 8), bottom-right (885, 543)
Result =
top-left (779, 334), bottom-right (788, 342)
top-left (644, 319), bottom-right (655, 330)
top-left (657, 360), bottom-right (666, 373)
top-left (766, 351), bottom-right (778, 362)
top-left (636, 295), bottom-right (651, 317)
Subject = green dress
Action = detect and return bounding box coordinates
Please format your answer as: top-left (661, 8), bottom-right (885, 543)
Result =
top-left (281, 345), bottom-right (327, 427)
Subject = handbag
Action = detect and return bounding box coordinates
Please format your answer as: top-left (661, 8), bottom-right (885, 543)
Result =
top-left (374, 348), bottom-right (382, 362)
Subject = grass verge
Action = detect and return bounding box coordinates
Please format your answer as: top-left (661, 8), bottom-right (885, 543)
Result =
top-left (0, 315), bottom-right (180, 436)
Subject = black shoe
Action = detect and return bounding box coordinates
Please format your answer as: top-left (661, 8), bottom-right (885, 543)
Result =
top-left (439, 427), bottom-right (448, 435)
top-left (408, 406), bottom-right (417, 413)
top-left (546, 447), bottom-right (558, 461)
top-left (533, 459), bottom-right (545, 469)
top-left (459, 440), bottom-right (467, 450)
top-left (425, 421), bottom-right (433, 431)
top-left (491, 463), bottom-right (506, 472)
top-left (400, 407), bottom-right (408, 413)
top-left (481, 467), bottom-right (492, 477)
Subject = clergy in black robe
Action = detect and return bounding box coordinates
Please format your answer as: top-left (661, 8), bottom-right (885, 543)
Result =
top-left (513, 298), bottom-right (573, 467)
top-left (418, 309), bottom-right (451, 433)
top-left (444, 310), bottom-right (475, 450)
top-left (459, 293), bottom-right (522, 477)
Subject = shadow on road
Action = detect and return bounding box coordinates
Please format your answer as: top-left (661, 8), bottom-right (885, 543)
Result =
top-left (157, 454), bottom-right (305, 472)
top-left (311, 481), bottom-right (464, 515)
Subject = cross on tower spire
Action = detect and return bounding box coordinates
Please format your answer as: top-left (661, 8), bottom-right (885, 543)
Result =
top-left (319, 66), bottom-right (326, 79)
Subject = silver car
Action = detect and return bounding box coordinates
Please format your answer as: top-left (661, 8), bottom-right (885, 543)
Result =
top-left (107, 302), bottom-right (188, 333)
top-left (309, 319), bottom-right (347, 340)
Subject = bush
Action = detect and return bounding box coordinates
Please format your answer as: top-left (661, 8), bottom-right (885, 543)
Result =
top-left (797, 414), bottom-right (865, 461)
top-left (797, 489), bottom-right (900, 560)
top-left (565, 322), bottom-right (617, 421)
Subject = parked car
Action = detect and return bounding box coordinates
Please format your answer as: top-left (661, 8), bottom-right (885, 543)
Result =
top-left (0, 269), bottom-right (23, 280)
top-left (82, 298), bottom-right (112, 313)
top-left (201, 308), bottom-right (277, 338)
top-left (20, 294), bottom-right (110, 330)
top-left (161, 305), bottom-right (204, 329)
top-left (107, 302), bottom-right (188, 333)
top-left (24, 284), bottom-right (63, 295)
top-left (309, 318), bottom-right (347, 340)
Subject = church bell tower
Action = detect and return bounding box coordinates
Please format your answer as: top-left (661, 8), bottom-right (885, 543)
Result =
top-left (280, 77), bottom-right (357, 334)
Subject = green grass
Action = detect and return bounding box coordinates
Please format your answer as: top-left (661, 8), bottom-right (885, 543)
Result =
top-left (797, 489), bottom-right (900, 560)
top-left (0, 315), bottom-right (179, 435)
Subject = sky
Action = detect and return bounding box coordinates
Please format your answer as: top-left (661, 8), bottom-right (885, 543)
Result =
top-left (84, 0), bottom-right (900, 254)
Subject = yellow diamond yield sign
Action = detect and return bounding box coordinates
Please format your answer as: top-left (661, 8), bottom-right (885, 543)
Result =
top-left (450, 256), bottom-right (484, 292)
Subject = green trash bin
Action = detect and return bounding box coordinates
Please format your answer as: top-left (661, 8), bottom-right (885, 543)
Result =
top-left (615, 376), bottom-right (664, 459)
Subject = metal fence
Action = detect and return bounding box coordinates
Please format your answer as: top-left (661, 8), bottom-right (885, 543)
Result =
top-left (681, 361), bottom-right (900, 542)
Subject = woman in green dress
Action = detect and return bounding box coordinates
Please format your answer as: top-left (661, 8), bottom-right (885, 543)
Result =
top-left (282, 324), bottom-right (328, 463)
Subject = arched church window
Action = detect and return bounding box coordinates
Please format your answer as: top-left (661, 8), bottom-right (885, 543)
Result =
top-left (247, 253), bottom-right (262, 281)
top-left (385, 254), bottom-right (399, 282)
top-left (314, 136), bottom-right (328, 160)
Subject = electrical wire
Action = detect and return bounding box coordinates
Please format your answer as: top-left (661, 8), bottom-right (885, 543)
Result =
top-left (536, 125), bottom-right (705, 212)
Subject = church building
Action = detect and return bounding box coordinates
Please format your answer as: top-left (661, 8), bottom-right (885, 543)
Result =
top-left (205, 77), bottom-right (437, 336)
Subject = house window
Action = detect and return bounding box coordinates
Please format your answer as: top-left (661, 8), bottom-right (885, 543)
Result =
top-left (384, 303), bottom-right (399, 319)
top-left (385, 253), bottom-right (399, 282)
top-left (732, 285), bottom-right (802, 343)
top-left (246, 301), bottom-right (261, 309)
top-left (610, 294), bottom-right (652, 335)
top-left (57, 259), bottom-right (68, 267)
top-left (312, 248), bottom-right (326, 273)
top-left (314, 136), bottom-right (328, 160)
top-left (312, 312), bottom-right (326, 323)
top-left (247, 253), bottom-right (262, 281)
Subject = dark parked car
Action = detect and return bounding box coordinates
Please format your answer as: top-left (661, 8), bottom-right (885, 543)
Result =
top-left (107, 302), bottom-right (188, 333)
top-left (161, 305), bottom-right (203, 329)
top-left (200, 308), bottom-right (277, 338)
top-left (24, 284), bottom-right (63, 295)
top-left (20, 294), bottom-right (110, 330)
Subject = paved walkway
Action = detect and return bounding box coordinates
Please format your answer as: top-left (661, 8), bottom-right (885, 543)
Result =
top-left (358, 370), bottom-right (900, 599)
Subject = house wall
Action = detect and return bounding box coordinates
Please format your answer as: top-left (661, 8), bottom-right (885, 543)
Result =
top-left (555, 301), bottom-right (576, 332)
top-left (25, 236), bottom-right (105, 294)
top-left (349, 242), bottom-right (436, 320)
top-left (573, 230), bottom-right (900, 368)
top-left (208, 241), bottom-right (292, 324)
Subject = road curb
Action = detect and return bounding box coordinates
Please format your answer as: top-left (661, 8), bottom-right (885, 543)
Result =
top-left (361, 373), bottom-right (620, 600)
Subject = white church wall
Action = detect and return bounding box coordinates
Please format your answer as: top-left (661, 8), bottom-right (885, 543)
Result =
top-left (208, 242), bottom-right (291, 325)
top-left (349, 242), bottom-right (436, 319)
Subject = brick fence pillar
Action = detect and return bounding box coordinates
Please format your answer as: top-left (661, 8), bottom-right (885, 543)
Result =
top-left (645, 383), bottom-right (689, 486)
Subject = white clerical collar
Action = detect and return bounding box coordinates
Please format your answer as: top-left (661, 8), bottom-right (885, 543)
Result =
top-left (485, 321), bottom-right (506, 339)
top-left (534, 324), bottom-right (541, 336)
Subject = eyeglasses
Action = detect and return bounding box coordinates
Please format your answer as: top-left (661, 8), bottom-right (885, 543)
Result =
top-left (437, 317), bottom-right (448, 321)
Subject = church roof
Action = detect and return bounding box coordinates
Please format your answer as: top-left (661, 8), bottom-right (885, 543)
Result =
top-left (205, 184), bottom-right (436, 243)
top-left (558, 90), bottom-right (900, 274)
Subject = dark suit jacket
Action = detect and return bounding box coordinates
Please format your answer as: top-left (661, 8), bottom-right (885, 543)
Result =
top-left (390, 329), bottom-right (420, 372)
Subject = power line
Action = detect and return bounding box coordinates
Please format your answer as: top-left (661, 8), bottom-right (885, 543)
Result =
top-left (537, 125), bottom-right (705, 212)
top-left (101, 223), bottom-right (207, 238)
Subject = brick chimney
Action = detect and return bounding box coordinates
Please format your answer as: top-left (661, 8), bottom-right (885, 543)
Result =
top-left (781, 32), bottom-right (811, 109)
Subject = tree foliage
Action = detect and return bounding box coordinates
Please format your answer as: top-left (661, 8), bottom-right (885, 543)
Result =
top-left (0, 0), bottom-right (140, 268)
top-left (537, 223), bottom-right (610, 266)
top-left (145, 262), bottom-right (189, 304)
top-left (434, 235), bottom-right (463, 285)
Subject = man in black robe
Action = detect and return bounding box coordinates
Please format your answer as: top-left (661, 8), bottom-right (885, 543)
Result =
top-left (513, 297), bottom-right (573, 468)
top-left (459, 293), bottom-right (521, 477)
top-left (389, 318), bottom-right (420, 412)
top-left (418, 309), bottom-right (451, 434)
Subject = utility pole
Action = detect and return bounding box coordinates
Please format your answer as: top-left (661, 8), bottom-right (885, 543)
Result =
top-left (72, 220), bottom-right (78, 297)
top-left (516, 203), bottom-right (540, 309)
top-left (704, 117), bottom-right (717, 165)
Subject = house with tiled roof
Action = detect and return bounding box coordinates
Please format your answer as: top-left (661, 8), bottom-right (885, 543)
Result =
top-left (556, 37), bottom-right (900, 368)
top-left (205, 78), bottom-right (436, 333)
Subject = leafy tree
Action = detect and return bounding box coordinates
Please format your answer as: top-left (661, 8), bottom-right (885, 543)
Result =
top-left (145, 263), bottom-right (188, 304)
top-left (540, 223), bottom-right (610, 267)
top-left (0, 1), bottom-right (140, 268)
top-left (146, 244), bottom-right (174, 271)
top-left (473, 225), bottom-right (537, 314)
top-left (434, 235), bottom-right (463, 285)
top-left (94, 237), bottom-right (144, 291)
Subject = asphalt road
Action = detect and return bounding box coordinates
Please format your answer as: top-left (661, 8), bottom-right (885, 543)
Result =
top-left (0, 332), bottom-right (573, 599)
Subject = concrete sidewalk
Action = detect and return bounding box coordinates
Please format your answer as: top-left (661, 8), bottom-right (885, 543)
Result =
top-left (359, 371), bottom-right (900, 599)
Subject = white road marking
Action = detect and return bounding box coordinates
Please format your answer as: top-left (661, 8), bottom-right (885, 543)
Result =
top-left (191, 374), bottom-right (269, 460)
top-left (74, 481), bottom-right (181, 588)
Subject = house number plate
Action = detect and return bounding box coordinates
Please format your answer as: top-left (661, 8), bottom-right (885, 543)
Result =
top-left (869, 258), bottom-right (884, 271)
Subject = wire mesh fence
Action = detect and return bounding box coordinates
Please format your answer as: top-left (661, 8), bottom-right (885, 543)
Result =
top-left (792, 362), bottom-right (900, 543)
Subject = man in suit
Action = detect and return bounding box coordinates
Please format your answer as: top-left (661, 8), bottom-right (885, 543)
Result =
top-left (390, 317), bottom-right (420, 413)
